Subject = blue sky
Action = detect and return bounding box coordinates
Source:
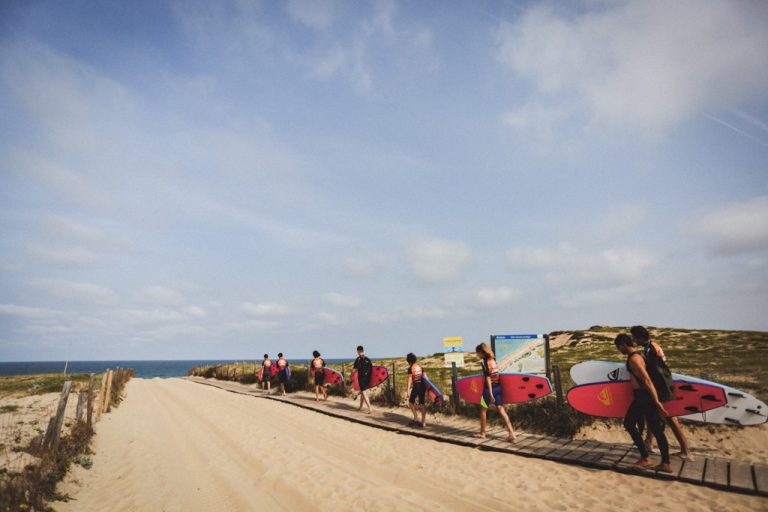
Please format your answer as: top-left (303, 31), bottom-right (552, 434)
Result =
top-left (1, 0), bottom-right (767, 361)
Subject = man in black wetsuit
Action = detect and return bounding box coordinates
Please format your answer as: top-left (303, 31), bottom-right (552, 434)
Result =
top-left (614, 333), bottom-right (672, 473)
top-left (352, 345), bottom-right (373, 413)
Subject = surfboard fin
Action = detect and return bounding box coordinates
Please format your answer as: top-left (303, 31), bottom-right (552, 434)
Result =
top-left (727, 392), bottom-right (746, 399)
top-left (684, 406), bottom-right (701, 413)
top-left (745, 408), bottom-right (766, 416)
top-left (701, 394), bottom-right (720, 402)
top-left (677, 384), bottom-right (695, 392)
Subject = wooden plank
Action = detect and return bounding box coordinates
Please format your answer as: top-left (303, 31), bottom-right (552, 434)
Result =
top-left (728, 461), bottom-right (756, 494)
top-left (560, 440), bottom-right (602, 463)
top-left (678, 456), bottom-right (707, 484)
top-left (96, 371), bottom-right (108, 421)
top-left (103, 370), bottom-right (114, 413)
top-left (703, 458), bottom-right (729, 490)
top-left (588, 444), bottom-right (631, 469)
top-left (753, 463), bottom-right (768, 497)
top-left (615, 449), bottom-right (657, 476)
top-left (530, 437), bottom-right (572, 457)
top-left (547, 439), bottom-right (587, 461)
top-left (41, 381), bottom-right (72, 452)
top-left (75, 390), bottom-right (85, 422)
top-left (514, 436), bottom-right (554, 455)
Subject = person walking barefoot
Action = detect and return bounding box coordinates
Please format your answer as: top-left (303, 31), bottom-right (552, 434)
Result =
top-left (310, 350), bottom-right (328, 402)
top-left (406, 353), bottom-right (427, 428)
top-left (474, 343), bottom-right (516, 443)
top-left (353, 345), bottom-right (373, 414)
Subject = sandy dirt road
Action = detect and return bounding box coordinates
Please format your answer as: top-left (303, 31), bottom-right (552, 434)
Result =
top-left (57, 378), bottom-right (766, 511)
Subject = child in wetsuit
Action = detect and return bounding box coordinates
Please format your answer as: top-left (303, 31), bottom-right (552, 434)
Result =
top-left (475, 343), bottom-right (516, 443)
top-left (276, 352), bottom-right (289, 396)
top-left (353, 345), bottom-right (373, 413)
top-left (310, 350), bottom-right (328, 402)
top-left (261, 354), bottom-right (273, 393)
top-left (406, 353), bottom-right (427, 427)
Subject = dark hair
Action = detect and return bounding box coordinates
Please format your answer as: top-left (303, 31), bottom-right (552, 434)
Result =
top-left (278, 352), bottom-right (283, 358)
top-left (614, 333), bottom-right (634, 346)
top-left (312, 350), bottom-right (320, 358)
top-left (263, 354), bottom-right (268, 359)
top-left (475, 343), bottom-right (494, 359)
top-left (406, 352), bottom-right (416, 365)
top-left (356, 345), bottom-right (364, 352)
top-left (630, 326), bottom-right (650, 341)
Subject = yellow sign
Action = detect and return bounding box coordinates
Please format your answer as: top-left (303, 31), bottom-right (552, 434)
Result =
top-left (597, 386), bottom-right (613, 406)
top-left (442, 336), bottom-right (463, 353)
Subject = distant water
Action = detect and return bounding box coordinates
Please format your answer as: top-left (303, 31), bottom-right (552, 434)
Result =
top-left (0, 359), bottom-right (356, 379)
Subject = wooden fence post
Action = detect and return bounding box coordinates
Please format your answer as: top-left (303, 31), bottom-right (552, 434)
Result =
top-left (41, 380), bottom-right (72, 452)
top-left (86, 373), bottom-right (95, 428)
top-left (103, 370), bottom-right (114, 413)
top-left (451, 362), bottom-right (460, 413)
top-left (75, 390), bottom-right (85, 422)
top-left (96, 371), bottom-right (108, 422)
top-left (552, 364), bottom-right (564, 407)
top-left (391, 362), bottom-right (396, 405)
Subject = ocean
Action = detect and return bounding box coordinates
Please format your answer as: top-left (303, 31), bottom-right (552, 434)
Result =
top-left (0, 359), bottom-right (355, 379)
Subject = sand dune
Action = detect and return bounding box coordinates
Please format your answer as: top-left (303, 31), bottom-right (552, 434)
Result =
top-left (58, 379), bottom-right (766, 511)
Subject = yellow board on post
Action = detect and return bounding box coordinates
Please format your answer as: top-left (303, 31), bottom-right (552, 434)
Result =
top-left (443, 336), bottom-right (465, 368)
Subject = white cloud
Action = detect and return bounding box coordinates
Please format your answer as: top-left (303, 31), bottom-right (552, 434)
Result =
top-left (286, 0), bottom-right (335, 30)
top-left (28, 244), bottom-right (103, 266)
top-left (497, 0), bottom-right (768, 132)
top-left (342, 253), bottom-right (389, 277)
top-left (682, 195), bottom-right (768, 254)
top-left (240, 302), bottom-right (291, 317)
top-left (404, 306), bottom-right (448, 320)
top-left (476, 287), bottom-right (519, 307)
top-left (505, 244), bottom-right (658, 285)
top-left (120, 308), bottom-right (187, 324)
top-left (321, 292), bottom-right (362, 308)
top-left (312, 311), bottom-right (343, 326)
top-left (28, 279), bottom-right (118, 305)
top-left (142, 286), bottom-right (186, 306)
top-left (406, 235), bottom-right (472, 283)
top-left (184, 305), bottom-right (207, 318)
top-left (0, 304), bottom-right (63, 319)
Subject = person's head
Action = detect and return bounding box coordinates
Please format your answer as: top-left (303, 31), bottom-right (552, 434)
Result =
top-left (263, 353), bottom-right (268, 359)
top-left (356, 345), bottom-right (364, 355)
top-left (630, 326), bottom-right (651, 345)
top-left (613, 333), bottom-right (635, 355)
top-left (312, 350), bottom-right (320, 358)
top-left (406, 352), bottom-right (416, 365)
top-left (278, 352), bottom-right (283, 358)
top-left (475, 342), bottom-right (494, 360)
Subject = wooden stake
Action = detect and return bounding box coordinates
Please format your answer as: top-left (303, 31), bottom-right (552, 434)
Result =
top-left (75, 389), bottom-right (85, 422)
top-left (86, 373), bottom-right (95, 428)
top-left (103, 370), bottom-right (114, 413)
top-left (96, 371), bottom-right (108, 421)
top-left (41, 380), bottom-right (72, 452)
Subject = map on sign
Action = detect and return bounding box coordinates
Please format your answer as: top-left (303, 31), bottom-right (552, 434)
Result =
top-left (443, 336), bottom-right (465, 367)
top-left (492, 334), bottom-right (546, 374)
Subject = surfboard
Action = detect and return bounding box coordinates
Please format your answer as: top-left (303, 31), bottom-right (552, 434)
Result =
top-left (567, 380), bottom-right (728, 418)
top-left (314, 367), bottom-right (343, 386)
top-left (423, 374), bottom-right (444, 406)
top-left (456, 373), bottom-right (552, 405)
top-left (285, 366), bottom-right (291, 380)
top-left (570, 360), bottom-right (767, 425)
top-left (351, 365), bottom-right (389, 391)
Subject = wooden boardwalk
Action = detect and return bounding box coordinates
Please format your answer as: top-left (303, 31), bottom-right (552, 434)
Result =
top-left (187, 377), bottom-right (768, 498)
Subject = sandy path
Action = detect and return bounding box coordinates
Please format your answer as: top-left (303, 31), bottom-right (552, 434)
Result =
top-left (58, 379), bottom-right (766, 511)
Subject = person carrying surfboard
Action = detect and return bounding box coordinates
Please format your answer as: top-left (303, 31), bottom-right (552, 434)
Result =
top-left (614, 333), bottom-right (672, 473)
top-left (310, 350), bottom-right (329, 402)
top-left (630, 325), bottom-right (695, 461)
top-left (353, 345), bottom-right (373, 413)
top-left (276, 352), bottom-right (289, 396)
top-left (406, 353), bottom-right (427, 428)
top-left (474, 343), bottom-right (517, 443)
top-left (260, 354), bottom-right (274, 393)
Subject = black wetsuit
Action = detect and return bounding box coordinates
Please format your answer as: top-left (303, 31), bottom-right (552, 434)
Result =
top-left (353, 355), bottom-right (373, 390)
top-left (624, 353), bottom-right (670, 464)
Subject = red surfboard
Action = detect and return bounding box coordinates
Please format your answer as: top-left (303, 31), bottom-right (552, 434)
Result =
top-left (456, 373), bottom-right (552, 405)
top-left (314, 367), bottom-right (344, 385)
top-left (351, 366), bottom-right (389, 391)
top-left (567, 380), bottom-right (727, 418)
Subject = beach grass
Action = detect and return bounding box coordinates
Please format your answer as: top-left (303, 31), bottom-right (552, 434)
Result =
top-left (0, 373), bottom-right (95, 399)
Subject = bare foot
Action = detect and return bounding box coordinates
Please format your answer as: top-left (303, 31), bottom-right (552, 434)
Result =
top-left (631, 458), bottom-right (654, 469)
top-left (676, 452), bottom-right (695, 462)
top-left (506, 436), bottom-right (517, 444)
top-left (655, 463), bottom-right (673, 473)
top-left (473, 433), bottom-right (486, 439)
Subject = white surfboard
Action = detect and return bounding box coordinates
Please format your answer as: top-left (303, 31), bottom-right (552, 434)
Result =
top-left (569, 360), bottom-right (767, 426)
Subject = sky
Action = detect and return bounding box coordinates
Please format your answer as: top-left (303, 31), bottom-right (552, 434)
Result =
top-left (1, 0), bottom-right (767, 361)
